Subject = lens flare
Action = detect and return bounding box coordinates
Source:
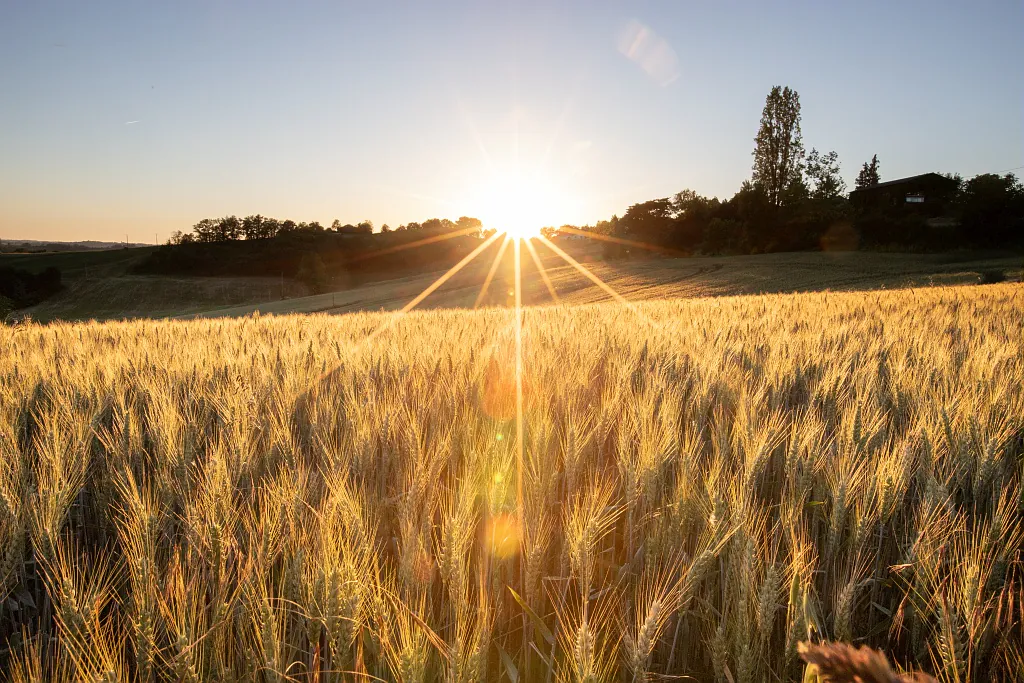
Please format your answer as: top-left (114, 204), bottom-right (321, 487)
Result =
top-left (486, 513), bottom-right (521, 559)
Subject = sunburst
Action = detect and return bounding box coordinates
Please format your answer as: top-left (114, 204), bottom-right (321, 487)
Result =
top-left (461, 167), bottom-right (576, 239)
top-left (311, 111), bottom-right (673, 517)
top-left (334, 228), bottom-right (657, 517)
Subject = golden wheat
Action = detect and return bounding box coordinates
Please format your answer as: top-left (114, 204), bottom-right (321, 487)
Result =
top-left (0, 283), bottom-right (1021, 682)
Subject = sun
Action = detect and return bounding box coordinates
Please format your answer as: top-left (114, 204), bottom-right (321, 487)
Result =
top-left (462, 168), bottom-right (573, 239)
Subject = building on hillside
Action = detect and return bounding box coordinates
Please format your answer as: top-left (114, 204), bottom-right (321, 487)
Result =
top-left (850, 173), bottom-right (959, 215)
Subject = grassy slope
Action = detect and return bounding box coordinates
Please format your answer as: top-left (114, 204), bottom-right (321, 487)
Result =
top-left (183, 247), bottom-right (1024, 319)
top-left (0, 246), bottom-right (157, 275)
top-left (1, 247), bottom-right (308, 322)
top-left (4, 243), bottom-right (1021, 322)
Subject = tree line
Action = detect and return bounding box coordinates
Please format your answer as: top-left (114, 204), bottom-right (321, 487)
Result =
top-left (169, 215), bottom-right (485, 244)
top-left (140, 216), bottom-right (491, 294)
top-left (154, 84), bottom-right (1021, 292)
top-left (554, 86), bottom-right (1022, 255)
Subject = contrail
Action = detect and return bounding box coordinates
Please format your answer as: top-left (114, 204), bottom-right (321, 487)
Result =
top-left (124, 120), bottom-right (139, 125)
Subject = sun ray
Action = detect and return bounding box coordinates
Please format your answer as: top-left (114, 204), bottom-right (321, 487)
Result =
top-left (536, 234), bottom-right (637, 309)
top-left (537, 234), bottom-right (661, 329)
top-left (513, 237), bottom-right (524, 519)
top-left (347, 225), bottom-right (485, 264)
top-left (474, 233), bottom-right (511, 309)
top-left (555, 225), bottom-right (688, 257)
top-left (328, 230), bottom-right (503, 367)
top-left (523, 237), bottom-right (560, 304)
top-left (377, 230), bottom-right (502, 329)
top-left (302, 230), bottom-right (502, 398)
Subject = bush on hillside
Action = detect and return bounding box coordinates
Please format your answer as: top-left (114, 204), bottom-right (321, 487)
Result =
top-left (0, 266), bottom-right (62, 309)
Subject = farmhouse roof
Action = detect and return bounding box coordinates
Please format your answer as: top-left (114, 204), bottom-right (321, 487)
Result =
top-left (851, 173), bottom-right (956, 192)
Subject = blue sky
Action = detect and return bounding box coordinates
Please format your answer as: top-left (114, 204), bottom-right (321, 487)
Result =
top-left (1, 1), bottom-right (1021, 242)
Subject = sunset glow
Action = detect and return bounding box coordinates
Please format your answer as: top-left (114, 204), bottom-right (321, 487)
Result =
top-left (462, 168), bottom-right (575, 239)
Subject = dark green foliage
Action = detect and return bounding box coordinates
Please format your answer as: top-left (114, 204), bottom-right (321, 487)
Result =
top-left (296, 253), bottom-right (329, 293)
top-left (806, 149), bottom-right (847, 200)
top-left (242, 215), bottom-right (278, 240)
top-left (617, 198), bottom-right (675, 248)
top-left (978, 269), bottom-right (1006, 284)
top-left (856, 155), bottom-right (881, 189)
top-left (0, 266), bottom-right (62, 309)
top-left (0, 295), bottom-right (14, 321)
top-left (954, 173), bottom-right (1024, 247)
top-left (136, 226), bottom-right (485, 288)
top-left (192, 215), bottom-right (243, 242)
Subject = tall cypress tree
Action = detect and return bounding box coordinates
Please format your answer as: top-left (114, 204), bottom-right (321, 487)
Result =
top-left (752, 85), bottom-right (804, 207)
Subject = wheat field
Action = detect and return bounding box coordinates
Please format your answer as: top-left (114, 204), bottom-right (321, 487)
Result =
top-left (0, 283), bottom-right (1021, 682)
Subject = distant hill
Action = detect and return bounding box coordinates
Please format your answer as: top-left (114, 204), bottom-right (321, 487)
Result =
top-left (0, 238), bottom-right (151, 253)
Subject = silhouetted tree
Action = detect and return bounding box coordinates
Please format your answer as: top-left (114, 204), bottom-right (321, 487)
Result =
top-left (420, 218), bottom-right (456, 233)
top-left (215, 215), bottom-right (242, 241)
top-left (752, 85), bottom-right (804, 207)
top-left (242, 214), bottom-right (274, 240)
top-left (956, 173), bottom-right (1024, 246)
top-left (805, 149), bottom-right (847, 199)
top-left (855, 154), bottom-right (881, 189)
top-left (620, 198), bottom-right (674, 247)
top-left (670, 190), bottom-right (721, 251)
top-left (591, 215), bottom-right (619, 236)
top-left (781, 175), bottom-right (810, 207)
top-left (456, 216), bottom-right (483, 237)
top-left (381, 223), bottom-right (392, 233)
top-left (702, 218), bottom-right (747, 254)
top-left (192, 218), bottom-right (220, 243)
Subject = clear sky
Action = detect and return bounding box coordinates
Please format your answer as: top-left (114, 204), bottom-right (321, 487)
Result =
top-left (2, 1), bottom-right (1021, 243)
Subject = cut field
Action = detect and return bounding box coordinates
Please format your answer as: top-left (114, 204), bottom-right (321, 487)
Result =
top-left (3, 244), bottom-right (1021, 323)
top-left (181, 247), bottom-right (1024, 319)
top-left (1, 282), bottom-right (1021, 680)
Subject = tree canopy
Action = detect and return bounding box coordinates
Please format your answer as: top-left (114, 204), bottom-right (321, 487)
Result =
top-left (855, 154), bottom-right (881, 189)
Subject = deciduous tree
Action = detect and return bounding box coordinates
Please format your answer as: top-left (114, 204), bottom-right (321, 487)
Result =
top-left (242, 214), bottom-right (270, 240)
top-left (215, 215), bottom-right (242, 241)
top-left (192, 218), bottom-right (220, 243)
top-left (805, 149), bottom-right (846, 200)
top-left (456, 216), bottom-right (483, 237)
